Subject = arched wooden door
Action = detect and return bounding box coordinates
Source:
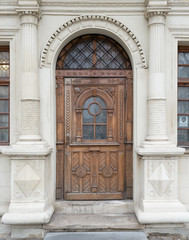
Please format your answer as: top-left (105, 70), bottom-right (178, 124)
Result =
top-left (56, 35), bottom-right (133, 200)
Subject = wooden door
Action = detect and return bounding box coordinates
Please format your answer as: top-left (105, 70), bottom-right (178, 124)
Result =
top-left (55, 35), bottom-right (133, 200)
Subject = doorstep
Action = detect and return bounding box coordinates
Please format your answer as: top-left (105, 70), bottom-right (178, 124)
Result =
top-left (43, 213), bottom-right (144, 231)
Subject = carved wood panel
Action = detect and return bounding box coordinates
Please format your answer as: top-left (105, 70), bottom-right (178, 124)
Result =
top-left (56, 74), bottom-right (133, 200)
top-left (65, 149), bottom-right (124, 200)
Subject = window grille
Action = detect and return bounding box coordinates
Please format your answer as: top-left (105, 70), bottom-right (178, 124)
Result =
top-left (56, 35), bottom-right (132, 70)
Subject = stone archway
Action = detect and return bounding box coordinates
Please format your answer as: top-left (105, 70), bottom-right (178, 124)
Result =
top-left (40, 15), bottom-right (147, 69)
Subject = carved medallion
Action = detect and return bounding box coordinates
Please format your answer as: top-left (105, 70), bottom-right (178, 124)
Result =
top-left (102, 166), bottom-right (113, 178)
top-left (75, 166), bottom-right (87, 178)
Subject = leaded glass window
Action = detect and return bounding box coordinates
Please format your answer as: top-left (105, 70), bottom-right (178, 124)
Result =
top-left (83, 97), bottom-right (107, 140)
top-left (178, 47), bottom-right (189, 146)
top-left (56, 35), bottom-right (131, 70)
top-left (0, 47), bottom-right (9, 144)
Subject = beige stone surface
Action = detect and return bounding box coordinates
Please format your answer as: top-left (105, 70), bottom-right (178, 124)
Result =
top-left (44, 213), bottom-right (144, 231)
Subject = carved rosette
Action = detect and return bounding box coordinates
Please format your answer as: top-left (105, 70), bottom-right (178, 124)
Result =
top-left (102, 166), bottom-right (114, 178)
top-left (75, 166), bottom-right (87, 178)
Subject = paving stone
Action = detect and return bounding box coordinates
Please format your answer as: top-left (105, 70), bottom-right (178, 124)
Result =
top-left (0, 218), bottom-right (11, 240)
top-left (44, 232), bottom-right (148, 240)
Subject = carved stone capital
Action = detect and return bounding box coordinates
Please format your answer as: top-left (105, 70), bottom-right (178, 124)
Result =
top-left (145, 7), bottom-right (170, 20)
top-left (16, 8), bottom-right (42, 21)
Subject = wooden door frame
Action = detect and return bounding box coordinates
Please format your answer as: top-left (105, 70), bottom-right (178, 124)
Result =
top-left (55, 70), bottom-right (133, 200)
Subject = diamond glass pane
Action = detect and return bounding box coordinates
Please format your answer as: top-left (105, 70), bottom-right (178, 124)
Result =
top-left (83, 110), bottom-right (94, 123)
top-left (83, 97), bottom-right (94, 108)
top-left (56, 35), bottom-right (131, 70)
top-left (179, 53), bottom-right (189, 64)
top-left (0, 129), bottom-right (8, 142)
top-left (0, 65), bottom-right (9, 77)
top-left (95, 125), bottom-right (106, 139)
top-left (0, 115), bottom-right (8, 127)
top-left (178, 101), bottom-right (189, 114)
top-left (178, 129), bottom-right (189, 144)
top-left (83, 125), bottom-right (94, 140)
top-left (95, 97), bottom-right (106, 108)
top-left (178, 87), bottom-right (189, 100)
top-left (0, 52), bottom-right (9, 64)
top-left (0, 100), bottom-right (9, 113)
top-left (0, 86), bottom-right (9, 98)
top-left (96, 39), bottom-right (126, 69)
top-left (96, 110), bottom-right (107, 123)
top-left (178, 66), bottom-right (189, 78)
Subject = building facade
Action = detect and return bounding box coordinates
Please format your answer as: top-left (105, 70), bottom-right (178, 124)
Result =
top-left (1, 0), bottom-right (189, 239)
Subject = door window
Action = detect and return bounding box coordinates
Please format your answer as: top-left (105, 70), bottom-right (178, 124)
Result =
top-left (83, 97), bottom-right (107, 140)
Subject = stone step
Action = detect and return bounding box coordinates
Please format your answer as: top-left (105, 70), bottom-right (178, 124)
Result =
top-left (54, 200), bottom-right (134, 214)
top-left (43, 213), bottom-right (144, 231)
top-left (44, 232), bottom-right (148, 240)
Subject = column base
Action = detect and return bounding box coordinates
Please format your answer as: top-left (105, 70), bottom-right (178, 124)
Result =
top-left (2, 205), bottom-right (54, 225)
top-left (1, 140), bottom-right (54, 226)
top-left (141, 140), bottom-right (176, 149)
top-left (135, 200), bottom-right (189, 224)
top-left (2, 140), bottom-right (52, 156)
top-left (19, 134), bottom-right (42, 142)
top-left (136, 146), bottom-right (185, 156)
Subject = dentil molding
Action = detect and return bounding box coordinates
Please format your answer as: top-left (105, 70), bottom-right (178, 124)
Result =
top-left (16, 8), bottom-right (42, 20)
top-left (40, 15), bottom-right (147, 69)
top-left (145, 7), bottom-right (170, 19)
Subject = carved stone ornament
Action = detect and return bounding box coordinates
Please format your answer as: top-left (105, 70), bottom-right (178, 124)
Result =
top-left (149, 162), bottom-right (173, 197)
top-left (41, 15), bottom-right (147, 69)
top-left (16, 8), bottom-right (42, 20)
top-left (145, 8), bottom-right (170, 19)
top-left (15, 164), bottom-right (40, 197)
top-left (75, 166), bottom-right (87, 178)
top-left (102, 166), bottom-right (114, 178)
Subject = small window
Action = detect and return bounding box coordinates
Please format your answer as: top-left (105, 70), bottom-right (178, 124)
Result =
top-left (0, 46), bottom-right (10, 144)
top-left (83, 97), bottom-right (107, 140)
top-left (178, 47), bottom-right (189, 146)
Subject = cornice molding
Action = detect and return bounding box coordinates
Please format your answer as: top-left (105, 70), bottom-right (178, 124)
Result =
top-left (40, 15), bottom-right (147, 69)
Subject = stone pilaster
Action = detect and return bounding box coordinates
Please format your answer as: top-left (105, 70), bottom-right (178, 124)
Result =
top-left (144, 9), bottom-right (169, 146)
top-left (18, 10), bottom-right (41, 141)
top-left (135, 3), bottom-right (189, 224)
top-left (1, 2), bottom-right (54, 233)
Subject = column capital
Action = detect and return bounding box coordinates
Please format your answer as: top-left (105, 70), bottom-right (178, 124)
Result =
top-left (16, 8), bottom-right (42, 23)
top-left (145, 7), bottom-right (170, 20)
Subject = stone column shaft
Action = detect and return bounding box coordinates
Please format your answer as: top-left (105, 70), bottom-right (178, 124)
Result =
top-left (19, 12), bottom-right (41, 141)
top-left (146, 13), bottom-right (168, 142)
